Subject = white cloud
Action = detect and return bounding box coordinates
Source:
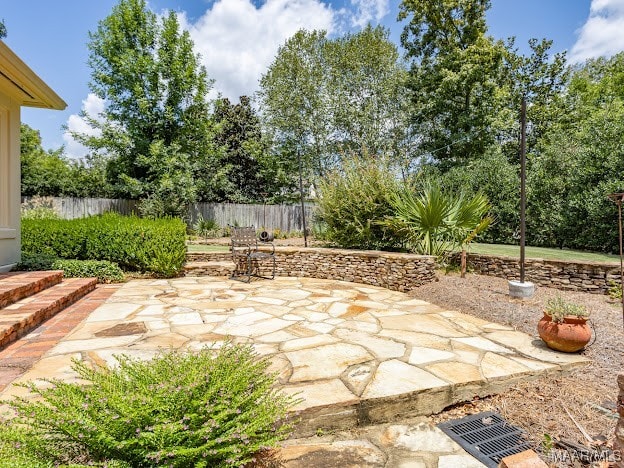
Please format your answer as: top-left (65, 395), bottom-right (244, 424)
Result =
top-left (63, 93), bottom-right (104, 160)
top-left (349, 0), bottom-right (390, 28)
top-left (64, 0), bottom-right (388, 149)
top-left (181, 0), bottom-right (336, 101)
top-left (570, 0), bottom-right (624, 63)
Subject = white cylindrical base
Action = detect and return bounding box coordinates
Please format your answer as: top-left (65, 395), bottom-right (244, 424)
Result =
top-left (508, 280), bottom-right (535, 299)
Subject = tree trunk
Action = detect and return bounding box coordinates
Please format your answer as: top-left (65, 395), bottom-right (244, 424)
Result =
top-left (461, 248), bottom-right (467, 279)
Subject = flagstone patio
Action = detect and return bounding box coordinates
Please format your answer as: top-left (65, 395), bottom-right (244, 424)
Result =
top-left (0, 276), bottom-right (588, 438)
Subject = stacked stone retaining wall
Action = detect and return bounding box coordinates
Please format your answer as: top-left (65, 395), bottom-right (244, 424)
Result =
top-left (187, 247), bottom-right (437, 292)
top-left (457, 253), bottom-right (621, 295)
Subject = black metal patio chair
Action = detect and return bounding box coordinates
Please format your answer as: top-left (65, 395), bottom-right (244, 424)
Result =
top-left (230, 226), bottom-right (276, 282)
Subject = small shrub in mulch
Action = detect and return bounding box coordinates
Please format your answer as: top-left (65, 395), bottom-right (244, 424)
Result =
top-left (16, 253), bottom-right (124, 283)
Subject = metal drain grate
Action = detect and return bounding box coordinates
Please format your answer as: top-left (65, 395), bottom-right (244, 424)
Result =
top-left (438, 411), bottom-right (533, 467)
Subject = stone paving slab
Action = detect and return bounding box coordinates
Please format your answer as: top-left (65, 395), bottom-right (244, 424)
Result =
top-left (0, 276), bottom-right (589, 437)
top-left (278, 418), bottom-right (488, 467)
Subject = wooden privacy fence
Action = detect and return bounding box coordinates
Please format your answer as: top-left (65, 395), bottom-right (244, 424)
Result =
top-left (22, 197), bottom-right (314, 233)
top-left (188, 203), bottom-right (313, 232)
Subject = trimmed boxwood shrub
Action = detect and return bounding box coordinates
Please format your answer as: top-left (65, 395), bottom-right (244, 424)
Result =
top-left (52, 259), bottom-right (124, 283)
top-left (15, 253), bottom-right (124, 283)
top-left (21, 214), bottom-right (186, 277)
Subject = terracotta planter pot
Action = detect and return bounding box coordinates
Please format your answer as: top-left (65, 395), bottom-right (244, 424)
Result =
top-left (537, 313), bottom-right (591, 352)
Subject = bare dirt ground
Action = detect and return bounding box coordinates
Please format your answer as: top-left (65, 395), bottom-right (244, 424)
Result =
top-left (415, 271), bottom-right (623, 466)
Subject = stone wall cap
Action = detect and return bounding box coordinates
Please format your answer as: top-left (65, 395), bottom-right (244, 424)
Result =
top-left (466, 252), bottom-right (619, 268)
top-left (187, 247), bottom-right (435, 260)
top-left (272, 246), bottom-right (435, 260)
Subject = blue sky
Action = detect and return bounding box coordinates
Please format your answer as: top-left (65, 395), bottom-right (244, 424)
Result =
top-left (2, 0), bottom-right (621, 158)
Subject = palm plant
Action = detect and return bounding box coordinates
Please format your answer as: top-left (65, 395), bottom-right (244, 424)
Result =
top-left (386, 183), bottom-right (493, 275)
top-left (386, 183), bottom-right (456, 257)
top-left (451, 191), bottom-right (493, 277)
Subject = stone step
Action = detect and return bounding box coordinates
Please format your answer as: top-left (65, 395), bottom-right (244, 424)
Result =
top-left (0, 277), bottom-right (97, 349)
top-left (0, 270), bottom-right (64, 309)
top-left (184, 260), bottom-right (235, 277)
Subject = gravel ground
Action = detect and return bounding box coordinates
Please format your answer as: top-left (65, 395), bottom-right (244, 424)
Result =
top-left (414, 271), bottom-right (623, 466)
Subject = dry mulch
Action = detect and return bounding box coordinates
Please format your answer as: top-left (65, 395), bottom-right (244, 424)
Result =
top-left (414, 271), bottom-right (623, 466)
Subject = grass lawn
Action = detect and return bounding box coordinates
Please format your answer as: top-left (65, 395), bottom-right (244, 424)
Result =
top-left (187, 244), bottom-right (229, 253)
top-left (186, 239), bottom-right (620, 263)
top-left (467, 242), bottom-right (620, 263)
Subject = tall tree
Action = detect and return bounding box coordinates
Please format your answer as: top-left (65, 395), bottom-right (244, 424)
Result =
top-left (527, 53), bottom-right (624, 252)
top-left (326, 25), bottom-right (410, 161)
top-left (70, 0), bottom-right (218, 214)
top-left (213, 96), bottom-right (268, 202)
top-left (21, 124), bottom-right (72, 197)
top-left (258, 26), bottom-right (410, 178)
top-left (258, 30), bottom-right (330, 178)
top-left (400, 0), bottom-right (506, 170)
top-left (497, 38), bottom-right (569, 162)
top-left (20, 124), bottom-right (110, 197)
top-left (0, 19), bottom-right (7, 39)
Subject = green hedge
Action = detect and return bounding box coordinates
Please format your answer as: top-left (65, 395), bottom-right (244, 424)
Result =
top-left (15, 253), bottom-right (124, 284)
top-left (21, 214), bottom-right (186, 277)
top-left (53, 259), bottom-right (124, 283)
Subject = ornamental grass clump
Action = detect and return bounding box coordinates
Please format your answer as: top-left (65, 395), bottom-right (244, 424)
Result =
top-left (1, 343), bottom-right (298, 467)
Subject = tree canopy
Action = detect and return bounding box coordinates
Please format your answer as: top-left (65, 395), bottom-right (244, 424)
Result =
top-left (70, 0), bottom-right (219, 215)
top-left (400, 0), bottom-right (505, 169)
top-left (258, 26), bottom-right (410, 178)
top-left (400, 0), bottom-right (568, 170)
top-left (20, 0), bottom-right (624, 253)
top-left (21, 124), bottom-right (110, 198)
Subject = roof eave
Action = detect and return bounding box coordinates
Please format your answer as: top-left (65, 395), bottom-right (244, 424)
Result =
top-left (0, 41), bottom-right (66, 110)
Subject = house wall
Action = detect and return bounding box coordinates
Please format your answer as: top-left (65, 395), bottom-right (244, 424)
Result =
top-left (0, 93), bottom-right (20, 272)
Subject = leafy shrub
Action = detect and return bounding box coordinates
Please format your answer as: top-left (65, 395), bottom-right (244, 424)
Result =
top-left (544, 296), bottom-right (589, 323)
top-left (437, 148), bottom-right (518, 245)
top-left (21, 206), bottom-right (60, 220)
top-left (272, 228), bottom-right (286, 239)
top-left (20, 196), bottom-right (60, 220)
top-left (21, 218), bottom-right (86, 259)
top-left (272, 229), bottom-right (303, 239)
top-left (15, 254), bottom-right (124, 283)
top-left (14, 252), bottom-right (58, 271)
top-left (0, 424), bottom-right (53, 468)
top-left (386, 183), bottom-right (493, 258)
top-left (52, 259), bottom-right (124, 283)
top-left (315, 156), bottom-right (404, 250)
top-left (2, 343), bottom-right (298, 467)
top-left (608, 280), bottom-right (622, 300)
top-left (21, 214), bottom-right (186, 277)
top-left (143, 242), bottom-right (187, 278)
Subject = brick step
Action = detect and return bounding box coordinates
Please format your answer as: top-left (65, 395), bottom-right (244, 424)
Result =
top-left (184, 260), bottom-right (235, 277)
top-left (0, 277), bottom-right (97, 349)
top-left (0, 271), bottom-right (64, 309)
